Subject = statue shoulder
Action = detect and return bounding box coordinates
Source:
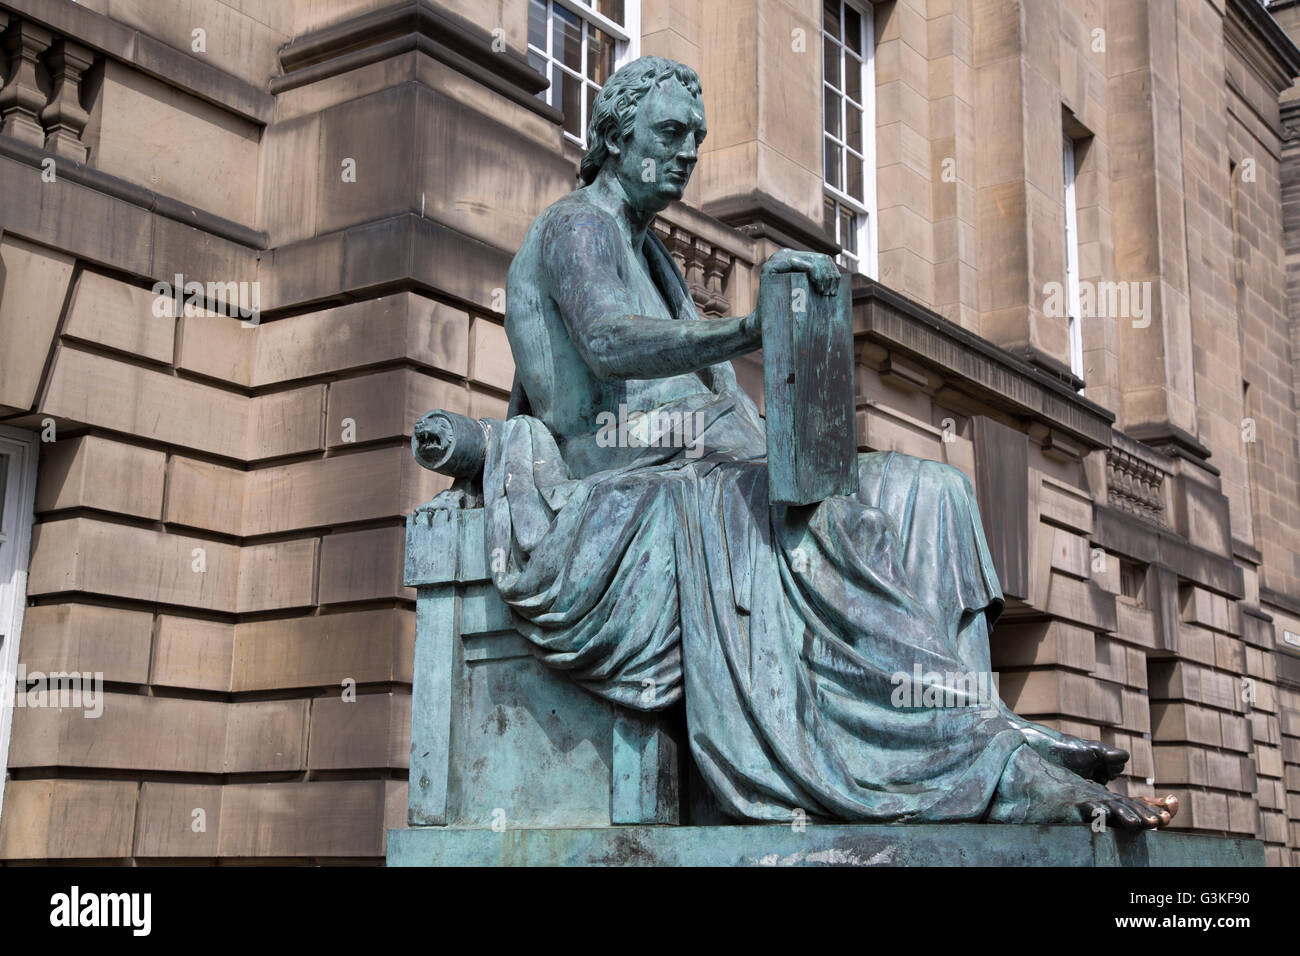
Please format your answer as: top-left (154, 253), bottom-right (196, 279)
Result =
top-left (535, 192), bottom-right (624, 263)
top-left (510, 192), bottom-right (625, 312)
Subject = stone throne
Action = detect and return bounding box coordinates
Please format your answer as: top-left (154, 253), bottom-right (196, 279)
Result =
top-left (397, 406), bottom-right (698, 837)
top-left (400, 476), bottom-right (689, 833)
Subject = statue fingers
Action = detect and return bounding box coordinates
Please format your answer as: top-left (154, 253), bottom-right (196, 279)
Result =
top-left (762, 251), bottom-right (837, 296)
top-left (816, 257), bottom-right (841, 295)
top-left (788, 254), bottom-right (834, 296)
top-left (785, 252), bottom-right (836, 295)
top-left (414, 488), bottom-right (467, 521)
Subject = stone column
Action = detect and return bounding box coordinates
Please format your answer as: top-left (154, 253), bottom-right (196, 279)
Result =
top-left (1105, 0), bottom-right (1199, 447)
top-left (0, 10), bottom-right (6, 243)
top-left (0, 20), bottom-right (54, 147)
top-left (40, 39), bottom-right (95, 162)
top-left (926, 0), bottom-right (977, 330)
top-left (972, 0), bottom-right (1076, 381)
top-left (696, 0), bottom-right (833, 257)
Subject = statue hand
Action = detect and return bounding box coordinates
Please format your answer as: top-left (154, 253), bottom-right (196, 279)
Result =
top-left (413, 487), bottom-right (477, 523)
top-left (760, 249), bottom-right (841, 297)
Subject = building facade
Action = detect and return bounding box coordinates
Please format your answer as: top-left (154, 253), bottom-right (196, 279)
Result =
top-left (0, 0), bottom-right (1297, 864)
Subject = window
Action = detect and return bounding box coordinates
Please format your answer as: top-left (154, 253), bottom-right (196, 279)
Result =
top-left (1063, 134), bottom-right (1084, 385)
top-left (1119, 559), bottom-right (1147, 607)
top-left (822, 0), bottom-right (876, 277)
top-left (1243, 379), bottom-right (1261, 549)
top-left (528, 0), bottom-right (640, 145)
top-left (0, 427), bottom-right (38, 828)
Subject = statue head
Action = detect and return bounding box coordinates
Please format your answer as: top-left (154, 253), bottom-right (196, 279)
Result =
top-left (580, 56), bottom-right (706, 212)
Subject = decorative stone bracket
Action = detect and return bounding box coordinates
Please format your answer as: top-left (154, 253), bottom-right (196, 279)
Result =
top-left (0, 14), bottom-right (96, 161)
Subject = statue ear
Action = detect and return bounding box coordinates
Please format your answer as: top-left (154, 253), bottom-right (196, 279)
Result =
top-left (603, 128), bottom-right (621, 159)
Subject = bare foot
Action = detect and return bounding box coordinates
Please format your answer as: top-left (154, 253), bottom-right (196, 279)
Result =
top-left (997, 708), bottom-right (1129, 783)
top-left (1139, 794), bottom-right (1179, 827)
top-left (988, 744), bottom-right (1164, 829)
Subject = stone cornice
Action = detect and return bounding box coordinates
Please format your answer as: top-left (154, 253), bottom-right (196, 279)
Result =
top-left (259, 213), bottom-right (514, 316)
top-left (1005, 343), bottom-right (1086, 392)
top-left (702, 191), bottom-right (839, 257)
top-left (272, 0), bottom-right (558, 123)
top-left (1231, 536), bottom-right (1264, 566)
top-left (1261, 584), bottom-right (1300, 617)
top-left (1123, 422), bottom-right (1220, 476)
top-left (850, 278), bottom-right (1116, 449)
top-left (1226, 0), bottom-right (1300, 93)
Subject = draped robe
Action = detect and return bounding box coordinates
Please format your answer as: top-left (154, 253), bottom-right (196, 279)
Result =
top-left (485, 223), bottom-right (1038, 823)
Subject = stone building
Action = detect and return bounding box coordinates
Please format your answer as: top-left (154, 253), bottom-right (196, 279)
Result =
top-left (0, 0), bottom-right (1297, 865)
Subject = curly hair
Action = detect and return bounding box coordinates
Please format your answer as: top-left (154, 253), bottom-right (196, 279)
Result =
top-left (579, 56), bottom-right (703, 185)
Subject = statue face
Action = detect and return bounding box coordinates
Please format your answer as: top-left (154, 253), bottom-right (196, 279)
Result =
top-left (607, 78), bottom-right (706, 212)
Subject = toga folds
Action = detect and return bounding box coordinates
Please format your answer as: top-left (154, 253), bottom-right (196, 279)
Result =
top-left (484, 229), bottom-right (1036, 823)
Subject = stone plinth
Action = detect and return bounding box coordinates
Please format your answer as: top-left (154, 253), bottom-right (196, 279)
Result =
top-left (387, 824), bottom-right (1264, 867)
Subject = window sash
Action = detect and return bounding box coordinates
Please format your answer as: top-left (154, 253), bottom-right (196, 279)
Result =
top-left (823, 11), bottom-right (867, 199)
top-left (1063, 134), bottom-right (1084, 386)
top-left (825, 193), bottom-right (869, 275)
top-left (0, 428), bottom-right (39, 832)
top-left (553, 0), bottom-right (630, 42)
top-left (530, 0), bottom-right (640, 146)
top-left (822, 0), bottom-right (876, 277)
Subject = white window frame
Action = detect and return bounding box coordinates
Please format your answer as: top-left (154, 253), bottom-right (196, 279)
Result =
top-left (822, 0), bottom-right (877, 278)
top-left (528, 0), bottom-right (642, 147)
top-left (0, 426), bottom-right (39, 829)
top-left (1063, 133), bottom-right (1084, 387)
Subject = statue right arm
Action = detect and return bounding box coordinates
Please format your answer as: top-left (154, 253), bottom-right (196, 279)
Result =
top-left (541, 207), bottom-right (761, 382)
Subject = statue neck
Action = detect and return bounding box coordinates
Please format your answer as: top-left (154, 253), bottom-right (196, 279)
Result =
top-left (587, 166), bottom-right (664, 252)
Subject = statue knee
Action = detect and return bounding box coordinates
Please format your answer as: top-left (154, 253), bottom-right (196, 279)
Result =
top-left (919, 458), bottom-right (976, 500)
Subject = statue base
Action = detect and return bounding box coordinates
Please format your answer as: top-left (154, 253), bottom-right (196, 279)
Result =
top-left (386, 824), bottom-right (1263, 867)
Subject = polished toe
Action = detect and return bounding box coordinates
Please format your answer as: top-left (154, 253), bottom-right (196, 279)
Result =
top-left (1140, 794), bottom-right (1179, 828)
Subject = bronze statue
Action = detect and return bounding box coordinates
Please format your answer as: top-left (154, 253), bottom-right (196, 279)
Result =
top-left (416, 56), bottom-right (1175, 830)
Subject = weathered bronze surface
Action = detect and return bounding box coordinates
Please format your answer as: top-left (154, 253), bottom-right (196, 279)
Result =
top-left (410, 56), bottom-right (1174, 831)
top-left (761, 272), bottom-right (858, 505)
